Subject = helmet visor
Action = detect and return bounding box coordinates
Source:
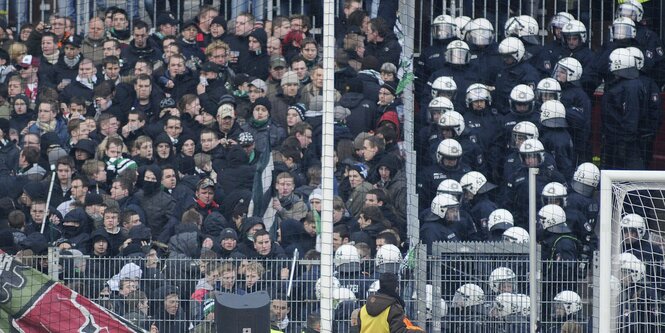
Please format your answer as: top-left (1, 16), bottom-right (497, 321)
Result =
top-left (613, 23), bottom-right (635, 40)
top-left (537, 90), bottom-right (559, 102)
top-left (466, 29), bottom-right (493, 46)
top-left (445, 205), bottom-right (460, 222)
top-left (617, 5), bottom-right (638, 21)
top-left (433, 23), bottom-right (455, 40)
top-left (433, 89), bottom-right (456, 99)
top-left (445, 48), bottom-right (469, 65)
top-left (511, 132), bottom-right (530, 149)
top-left (552, 63), bottom-right (571, 82)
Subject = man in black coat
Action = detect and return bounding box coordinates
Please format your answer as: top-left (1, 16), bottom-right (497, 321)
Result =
top-left (0, 119), bottom-right (19, 176)
top-left (161, 54), bottom-right (198, 103)
top-left (120, 21), bottom-right (162, 72)
top-left (59, 58), bottom-right (98, 105)
top-left (54, 35), bottom-right (85, 89)
top-left (364, 18), bottom-right (402, 67)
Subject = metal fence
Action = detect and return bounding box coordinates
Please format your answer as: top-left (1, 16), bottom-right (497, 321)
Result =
top-left (6, 0), bottom-right (665, 51)
top-left (9, 243), bottom-right (607, 332)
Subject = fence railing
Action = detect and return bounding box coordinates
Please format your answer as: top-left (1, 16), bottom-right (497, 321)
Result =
top-left (8, 243), bottom-right (611, 332)
top-left (6, 0), bottom-right (665, 52)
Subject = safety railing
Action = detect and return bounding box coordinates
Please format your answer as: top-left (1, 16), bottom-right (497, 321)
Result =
top-left (6, 243), bottom-right (614, 332)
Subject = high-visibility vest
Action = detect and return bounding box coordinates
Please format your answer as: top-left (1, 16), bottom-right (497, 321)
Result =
top-left (359, 304), bottom-right (391, 333)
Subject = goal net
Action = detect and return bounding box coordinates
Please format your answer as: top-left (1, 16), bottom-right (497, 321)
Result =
top-left (599, 171), bottom-right (665, 333)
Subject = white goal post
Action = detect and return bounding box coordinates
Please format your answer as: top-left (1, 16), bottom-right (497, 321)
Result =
top-left (599, 170), bottom-right (665, 333)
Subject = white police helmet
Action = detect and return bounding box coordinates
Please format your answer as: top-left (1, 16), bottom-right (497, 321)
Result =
top-left (445, 40), bottom-right (471, 65)
top-left (452, 283), bottom-right (485, 308)
top-left (430, 193), bottom-right (459, 220)
top-left (368, 280), bottom-right (380, 295)
top-left (519, 138), bottom-right (545, 166)
top-left (511, 121), bottom-right (539, 149)
top-left (503, 227), bottom-right (530, 244)
top-left (626, 46), bottom-right (645, 71)
top-left (561, 20), bottom-right (587, 44)
top-left (492, 293), bottom-right (530, 317)
top-left (335, 244), bottom-right (361, 272)
top-left (375, 244), bottom-right (402, 273)
top-left (428, 96), bottom-right (455, 114)
top-left (538, 204), bottom-right (569, 233)
top-left (549, 12), bottom-right (575, 36)
top-left (436, 179), bottom-right (463, 201)
top-left (542, 182), bottom-right (568, 207)
top-left (571, 162), bottom-right (600, 196)
top-left (612, 17), bottom-right (636, 40)
top-left (553, 57), bottom-right (583, 82)
top-left (509, 84), bottom-right (536, 114)
top-left (489, 267), bottom-right (517, 293)
top-left (620, 213), bottom-right (647, 240)
top-left (438, 110), bottom-right (465, 137)
top-left (465, 83), bottom-right (492, 107)
top-left (432, 15), bottom-right (457, 40)
top-left (460, 171), bottom-right (497, 196)
top-left (431, 76), bottom-right (458, 99)
top-left (609, 47), bottom-right (639, 79)
top-left (620, 252), bottom-right (646, 283)
top-left (554, 290), bottom-right (583, 316)
top-left (488, 209), bottom-right (514, 232)
top-left (498, 37), bottom-right (526, 63)
top-left (436, 138), bottom-right (463, 164)
top-left (540, 100), bottom-right (568, 128)
top-left (536, 78), bottom-right (562, 101)
top-left (454, 16), bottom-right (472, 40)
top-left (616, 0), bottom-right (643, 22)
top-left (505, 15), bottom-right (540, 44)
top-left (465, 18), bottom-right (494, 46)
top-left (315, 276), bottom-right (341, 300)
top-left (333, 287), bottom-right (357, 305)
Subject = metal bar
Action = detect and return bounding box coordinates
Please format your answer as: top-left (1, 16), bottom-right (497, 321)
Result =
top-left (432, 243), bottom-right (442, 333)
top-left (319, 0), bottom-right (335, 331)
top-left (599, 170), bottom-right (613, 333)
top-left (600, 0), bottom-right (604, 46)
top-left (528, 167), bottom-right (538, 333)
top-left (588, 0), bottom-right (592, 49)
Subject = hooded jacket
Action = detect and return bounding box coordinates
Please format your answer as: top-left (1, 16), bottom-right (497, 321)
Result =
top-left (375, 160), bottom-right (407, 222)
top-left (240, 29), bottom-right (270, 80)
top-left (339, 91), bottom-right (377, 137)
top-left (121, 40), bottom-right (162, 71)
top-left (218, 145), bottom-right (256, 195)
top-left (358, 293), bottom-right (411, 333)
top-left (0, 140), bottom-right (19, 177)
top-left (236, 217), bottom-right (265, 255)
top-left (136, 165), bottom-right (177, 237)
top-left (279, 218), bottom-right (315, 257)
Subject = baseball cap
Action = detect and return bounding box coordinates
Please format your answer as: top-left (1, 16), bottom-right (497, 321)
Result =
top-left (220, 228), bottom-right (238, 241)
top-left (19, 55), bottom-right (40, 68)
top-left (249, 79), bottom-right (267, 92)
top-left (182, 19), bottom-right (200, 31)
top-left (334, 106), bottom-right (351, 122)
top-left (160, 97), bottom-right (177, 110)
top-left (197, 177), bottom-right (216, 190)
top-left (217, 104), bottom-right (235, 119)
top-left (157, 12), bottom-right (178, 26)
top-left (63, 35), bottom-right (83, 48)
top-left (270, 56), bottom-right (287, 69)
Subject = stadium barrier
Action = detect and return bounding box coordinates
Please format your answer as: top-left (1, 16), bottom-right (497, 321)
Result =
top-left (8, 243), bottom-right (604, 332)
